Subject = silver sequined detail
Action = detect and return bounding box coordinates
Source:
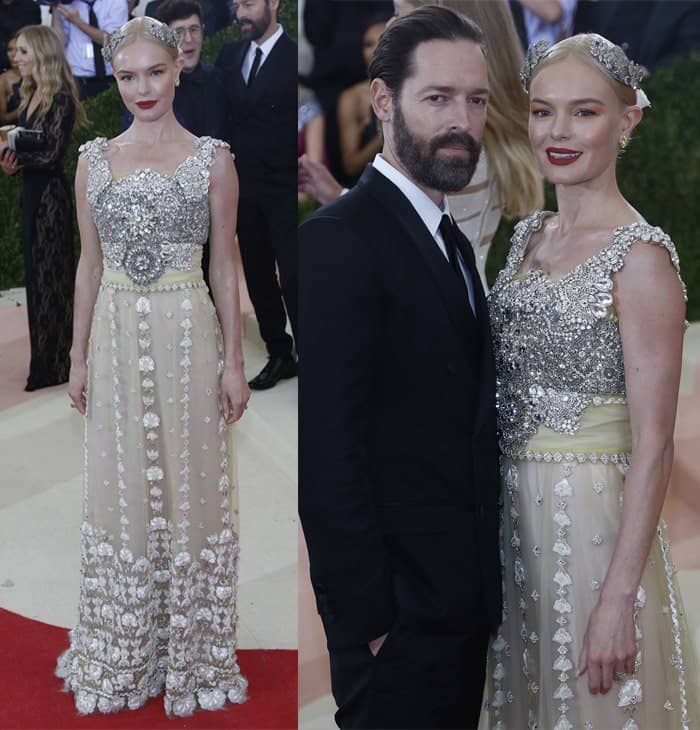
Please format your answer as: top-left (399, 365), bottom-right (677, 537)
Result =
top-left (103, 19), bottom-right (179, 64)
top-left (488, 211), bottom-right (685, 457)
top-left (618, 678), bottom-right (643, 708)
top-left (79, 137), bottom-right (229, 285)
top-left (520, 35), bottom-right (645, 92)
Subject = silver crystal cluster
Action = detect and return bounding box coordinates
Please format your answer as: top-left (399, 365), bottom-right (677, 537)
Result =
top-left (103, 20), bottom-right (179, 64)
top-left (487, 211), bottom-right (685, 457)
top-left (78, 136), bottom-right (229, 285)
top-left (520, 40), bottom-right (550, 92)
top-left (520, 34), bottom-right (646, 91)
top-left (589, 35), bottom-right (646, 88)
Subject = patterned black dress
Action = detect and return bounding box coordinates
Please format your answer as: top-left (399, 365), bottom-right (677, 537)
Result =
top-left (15, 91), bottom-right (75, 390)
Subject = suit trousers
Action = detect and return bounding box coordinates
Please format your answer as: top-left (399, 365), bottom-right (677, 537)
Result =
top-left (328, 525), bottom-right (491, 729)
top-left (329, 624), bottom-right (489, 729)
top-left (236, 186), bottom-right (297, 357)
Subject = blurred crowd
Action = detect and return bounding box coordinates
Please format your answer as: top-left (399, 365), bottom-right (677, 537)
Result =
top-left (298, 0), bottom-right (700, 190)
top-left (0, 0), bottom-right (234, 104)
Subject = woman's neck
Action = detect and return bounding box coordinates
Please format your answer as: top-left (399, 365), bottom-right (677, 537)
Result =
top-left (553, 166), bottom-right (635, 234)
top-left (123, 112), bottom-right (187, 146)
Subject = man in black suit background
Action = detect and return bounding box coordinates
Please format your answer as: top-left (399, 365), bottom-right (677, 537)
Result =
top-left (299, 7), bottom-right (502, 729)
top-left (217, 0), bottom-right (297, 390)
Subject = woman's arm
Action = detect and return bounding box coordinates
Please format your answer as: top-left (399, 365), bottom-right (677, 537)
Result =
top-left (516, 0), bottom-right (565, 23)
top-left (337, 87), bottom-right (381, 179)
top-left (303, 113), bottom-right (325, 165)
top-left (578, 241), bottom-right (686, 694)
top-left (207, 146), bottom-right (249, 424)
top-left (68, 153), bottom-right (103, 414)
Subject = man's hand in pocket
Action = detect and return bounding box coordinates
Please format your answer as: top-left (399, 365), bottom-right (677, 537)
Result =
top-left (368, 633), bottom-right (389, 657)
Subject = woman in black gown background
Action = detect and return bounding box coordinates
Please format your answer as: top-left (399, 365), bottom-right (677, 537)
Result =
top-left (0, 25), bottom-right (85, 391)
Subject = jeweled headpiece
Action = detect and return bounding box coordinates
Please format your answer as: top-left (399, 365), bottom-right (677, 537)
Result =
top-left (520, 34), bottom-right (647, 93)
top-left (102, 19), bottom-right (179, 64)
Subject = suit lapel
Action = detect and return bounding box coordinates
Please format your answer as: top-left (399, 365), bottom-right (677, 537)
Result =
top-left (468, 250), bottom-right (497, 438)
top-left (359, 166), bottom-right (477, 350)
top-left (224, 42), bottom-right (248, 100)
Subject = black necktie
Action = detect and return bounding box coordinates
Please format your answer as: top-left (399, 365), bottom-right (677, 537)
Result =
top-left (439, 214), bottom-right (478, 317)
top-left (247, 47), bottom-right (262, 87)
top-left (85, 0), bottom-right (106, 79)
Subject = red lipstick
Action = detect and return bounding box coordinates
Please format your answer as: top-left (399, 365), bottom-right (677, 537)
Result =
top-left (136, 100), bottom-right (157, 109)
top-left (546, 147), bottom-right (582, 166)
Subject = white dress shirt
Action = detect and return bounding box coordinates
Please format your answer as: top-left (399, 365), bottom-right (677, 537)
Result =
top-left (241, 24), bottom-right (284, 82)
top-left (372, 154), bottom-right (476, 315)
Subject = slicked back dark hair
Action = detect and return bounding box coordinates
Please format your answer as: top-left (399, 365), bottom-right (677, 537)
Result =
top-left (157, 0), bottom-right (203, 25)
top-left (368, 5), bottom-right (484, 97)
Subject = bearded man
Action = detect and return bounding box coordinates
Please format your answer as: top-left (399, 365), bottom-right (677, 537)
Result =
top-left (299, 7), bottom-right (503, 729)
top-left (216, 0), bottom-right (297, 389)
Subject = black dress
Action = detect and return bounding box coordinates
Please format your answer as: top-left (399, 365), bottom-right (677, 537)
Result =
top-left (15, 91), bottom-right (75, 390)
top-left (6, 80), bottom-right (21, 114)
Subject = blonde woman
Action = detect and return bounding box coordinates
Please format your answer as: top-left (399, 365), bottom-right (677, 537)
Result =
top-left (485, 34), bottom-right (698, 728)
top-left (395, 0), bottom-right (543, 288)
top-left (56, 17), bottom-right (249, 717)
top-left (0, 25), bottom-right (85, 391)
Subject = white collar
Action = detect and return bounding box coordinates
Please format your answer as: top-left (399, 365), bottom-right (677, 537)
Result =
top-left (372, 153), bottom-right (449, 237)
top-left (251, 24), bottom-right (283, 58)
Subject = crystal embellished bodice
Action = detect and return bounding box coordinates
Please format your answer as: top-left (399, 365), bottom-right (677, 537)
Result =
top-left (79, 136), bottom-right (229, 285)
top-left (488, 211), bottom-right (686, 456)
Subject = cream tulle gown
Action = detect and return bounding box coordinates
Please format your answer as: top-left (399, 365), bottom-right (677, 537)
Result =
top-left (481, 212), bottom-right (698, 730)
top-left (56, 136), bottom-right (248, 717)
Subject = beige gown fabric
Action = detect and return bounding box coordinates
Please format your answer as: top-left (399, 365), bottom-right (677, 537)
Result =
top-left (56, 136), bottom-right (247, 717)
top-left (481, 212), bottom-right (698, 729)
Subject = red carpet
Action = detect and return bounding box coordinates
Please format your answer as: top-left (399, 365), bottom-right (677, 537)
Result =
top-left (0, 609), bottom-right (297, 729)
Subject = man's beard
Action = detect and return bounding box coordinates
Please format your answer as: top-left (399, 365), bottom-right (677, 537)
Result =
top-left (239, 4), bottom-right (272, 41)
top-left (392, 102), bottom-right (481, 193)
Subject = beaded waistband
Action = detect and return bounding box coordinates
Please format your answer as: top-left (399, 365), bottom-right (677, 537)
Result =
top-left (101, 267), bottom-right (205, 292)
top-left (509, 449), bottom-right (631, 465)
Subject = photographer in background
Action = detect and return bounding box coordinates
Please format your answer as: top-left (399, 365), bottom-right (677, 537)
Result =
top-left (0, 0), bottom-right (40, 72)
top-left (51, 0), bottom-right (128, 99)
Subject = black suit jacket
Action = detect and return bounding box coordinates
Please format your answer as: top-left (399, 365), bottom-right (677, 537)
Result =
top-left (216, 32), bottom-right (296, 192)
top-left (299, 166), bottom-right (502, 650)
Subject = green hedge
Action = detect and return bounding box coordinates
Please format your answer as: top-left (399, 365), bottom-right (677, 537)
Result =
top-left (485, 51), bottom-right (700, 321)
top-left (0, 4), bottom-right (297, 289)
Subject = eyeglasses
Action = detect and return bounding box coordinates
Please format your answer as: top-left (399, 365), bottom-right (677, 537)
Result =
top-left (173, 25), bottom-right (203, 40)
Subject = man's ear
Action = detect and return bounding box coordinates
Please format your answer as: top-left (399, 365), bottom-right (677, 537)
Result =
top-left (370, 78), bottom-right (394, 124)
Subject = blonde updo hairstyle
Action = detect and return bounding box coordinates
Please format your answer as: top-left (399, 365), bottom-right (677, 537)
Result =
top-left (110, 16), bottom-right (181, 65)
top-left (529, 33), bottom-right (637, 107)
top-left (17, 25), bottom-right (86, 129)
